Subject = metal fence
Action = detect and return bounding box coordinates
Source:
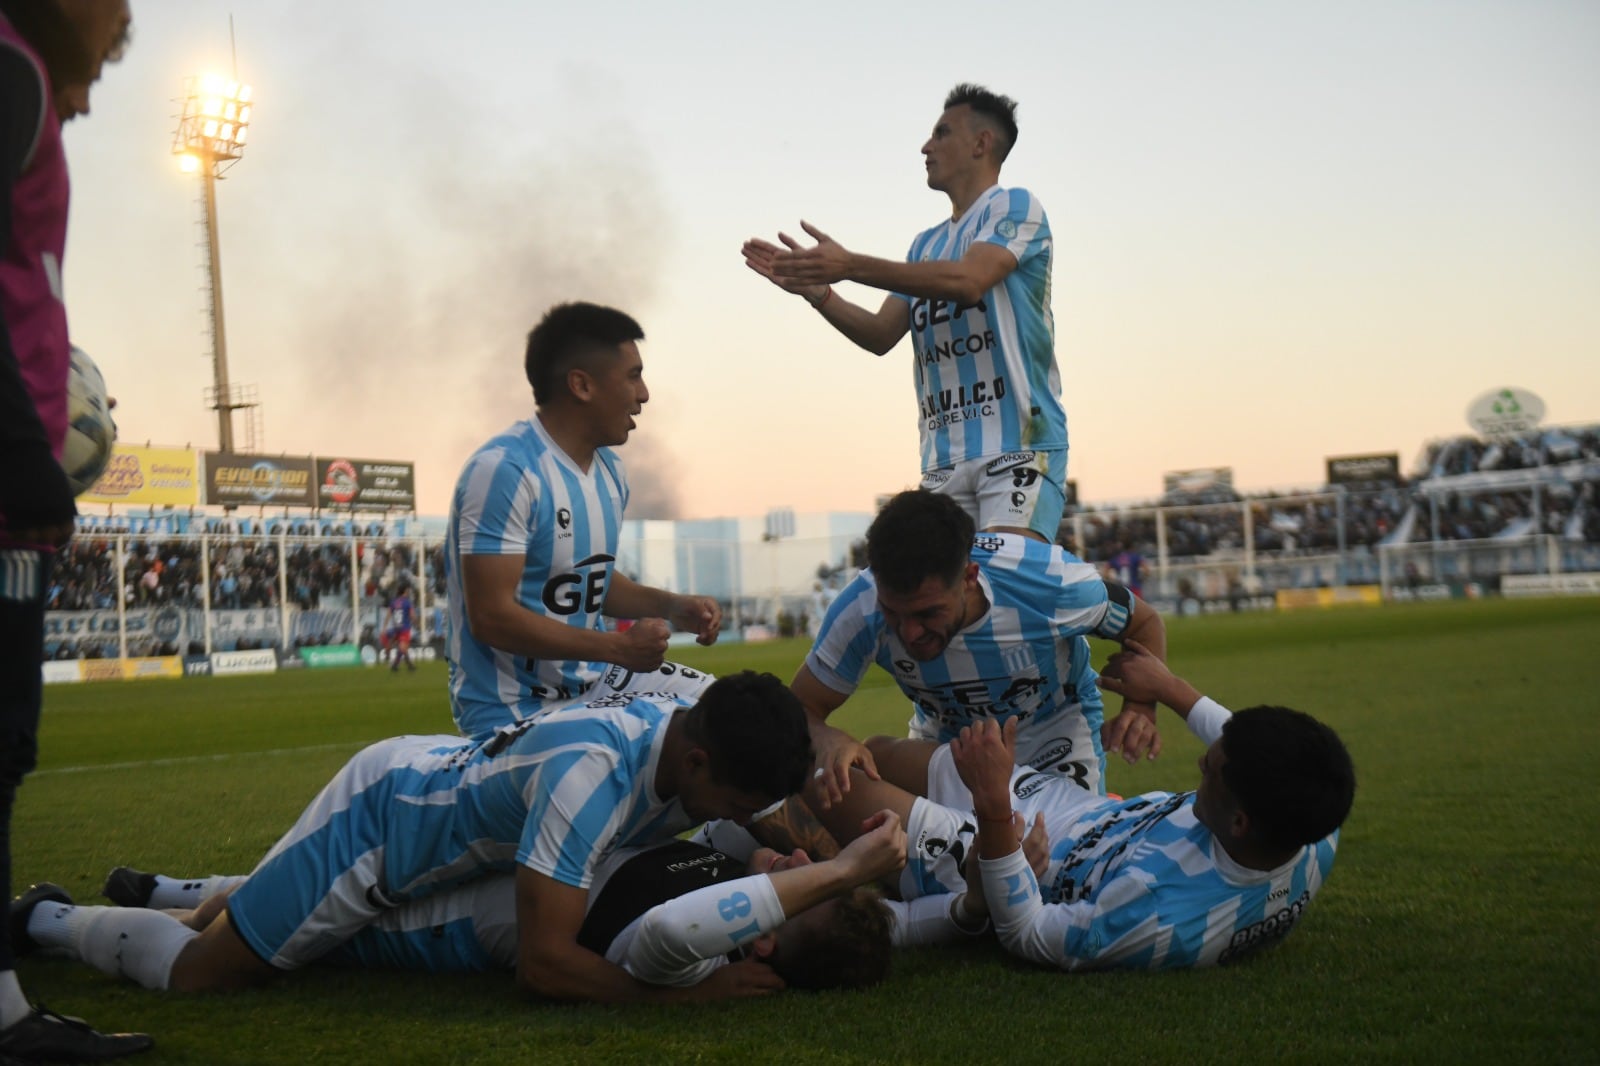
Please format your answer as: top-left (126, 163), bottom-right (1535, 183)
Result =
top-left (43, 486), bottom-right (1600, 661)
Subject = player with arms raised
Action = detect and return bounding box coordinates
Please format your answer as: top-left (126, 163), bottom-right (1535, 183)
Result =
top-left (745, 83), bottom-right (1066, 540)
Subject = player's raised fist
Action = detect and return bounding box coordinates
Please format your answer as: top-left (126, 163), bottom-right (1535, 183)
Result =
top-left (614, 617), bottom-right (671, 671)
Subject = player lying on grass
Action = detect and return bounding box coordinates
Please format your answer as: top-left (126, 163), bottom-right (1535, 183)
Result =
top-left (16, 815), bottom-right (906, 997)
top-left (10, 672), bottom-right (815, 1003)
top-left (705, 641), bottom-right (1355, 969)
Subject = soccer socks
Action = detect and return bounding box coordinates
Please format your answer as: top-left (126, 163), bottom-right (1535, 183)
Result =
top-left (147, 874), bottom-right (246, 909)
top-left (27, 903), bottom-right (196, 991)
top-left (0, 970), bottom-right (28, 1028)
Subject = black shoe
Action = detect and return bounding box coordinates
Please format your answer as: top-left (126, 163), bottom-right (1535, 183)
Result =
top-left (8, 882), bottom-right (72, 958)
top-left (0, 1004), bottom-right (153, 1062)
top-left (100, 868), bottom-right (156, 909)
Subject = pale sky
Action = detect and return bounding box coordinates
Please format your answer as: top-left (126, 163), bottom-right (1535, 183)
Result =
top-left (58, 0), bottom-right (1600, 519)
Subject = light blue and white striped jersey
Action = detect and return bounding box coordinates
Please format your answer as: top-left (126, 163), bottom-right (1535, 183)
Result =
top-left (984, 787), bottom-right (1339, 971)
top-left (379, 694), bottom-right (691, 900)
top-left (897, 185), bottom-right (1065, 472)
top-left (446, 416), bottom-right (629, 739)
top-left (805, 533), bottom-right (1131, 790)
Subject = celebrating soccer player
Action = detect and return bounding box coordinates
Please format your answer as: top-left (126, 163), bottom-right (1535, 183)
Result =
top-left (744, 84), bottom-right (1066, 541)
top-left (445, 302), bottom-right (724, 739)
top-left (795, 490), bottom-right (1167, 809)
top-left (51, 823), bottom-right (904, 998)
top-left (13, 673), bottom-right (816, 1003)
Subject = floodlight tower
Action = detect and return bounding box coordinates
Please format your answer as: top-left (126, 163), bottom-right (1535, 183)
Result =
top-left (173, 73), bottom-right (254, 452)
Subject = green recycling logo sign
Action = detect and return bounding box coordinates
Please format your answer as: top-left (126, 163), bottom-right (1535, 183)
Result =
top-left (1467, 387), bottom-right (1544, 438)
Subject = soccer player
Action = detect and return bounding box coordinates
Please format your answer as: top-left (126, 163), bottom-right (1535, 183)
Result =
top-left (743, 84), bottom-right (1066, 541)
top-left (382, 581), bottom-right (415, 672)
top-left (447, 302), bottom-right (724, 739)
top-left (0, 2), bottom-right (150, 1060)
top-left (940, 640), bottom-right (1355, 969)
top-left (712, 641), bottom-right (1353, 970)
top-left (1106, 542), bottom-right (1148, 599)
top-left (798, 490), bottom-right (1167, 809)
top-left (42, 818), bottom-right (905, 997)
top-left (13, 672), bottom-right (815, 1004)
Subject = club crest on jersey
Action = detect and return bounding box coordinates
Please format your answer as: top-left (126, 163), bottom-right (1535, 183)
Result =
top-left (895, 659), bottom-right (915, 674)
top-left (995, 218), bottom-right (1018, 240)
top-left (557, 508), bottom-right (572, 530)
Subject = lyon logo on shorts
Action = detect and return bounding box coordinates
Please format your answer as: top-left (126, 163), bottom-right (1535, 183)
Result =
top-left (917, 831), bottom-right (950, 859)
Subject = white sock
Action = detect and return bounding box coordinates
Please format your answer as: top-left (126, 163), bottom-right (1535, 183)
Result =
top-left (0, 970), bottom-right (29, 1029)
top-left (71, 906), bottom-right (197, 991)
top-left (197, 875), bottom-right (248, 903)
top-left (21, 895), bottom-right (83, 957)
top-left (144, 873), bottom-right (244, 910)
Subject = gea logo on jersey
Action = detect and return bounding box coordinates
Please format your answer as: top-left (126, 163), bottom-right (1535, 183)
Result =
top-left (910, 295), bottom-right (987, 332)
top-left (542, 553), bottom-right (613, 614)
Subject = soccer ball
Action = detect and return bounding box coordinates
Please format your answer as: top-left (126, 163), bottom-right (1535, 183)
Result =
top-left (63, 345), bottom-right (116, 496)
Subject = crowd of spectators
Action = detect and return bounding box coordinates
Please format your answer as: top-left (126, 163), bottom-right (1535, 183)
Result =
top-left (44, 427), bottom-right (1600, 637)
top-left (1064, 484), bottom-right (1599, 564)
top-left (1421, 424), bottom-right (1600, 479)
top-left (287, 543), bottom-right (353, 610)
top-left (45, 540), bottom-right (118, 611)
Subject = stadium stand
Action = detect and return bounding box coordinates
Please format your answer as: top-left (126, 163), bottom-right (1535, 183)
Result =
top-left (43, 424), bottom-right (1600, 662)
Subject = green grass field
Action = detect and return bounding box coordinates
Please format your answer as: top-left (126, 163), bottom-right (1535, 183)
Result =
top-left (13, 597), bottom-right (1600, 1064)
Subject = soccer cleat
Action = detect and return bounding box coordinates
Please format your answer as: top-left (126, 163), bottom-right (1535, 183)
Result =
top-left (8, 882), bottom-right (72, 958)
top-left (101, 867), bottom-right (157, 909)
top-left (0, 1004), bottom-right (153, 1061)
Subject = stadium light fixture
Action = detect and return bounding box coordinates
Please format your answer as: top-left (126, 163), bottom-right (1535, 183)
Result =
top-left (172, 73), bottom-right (256, 453)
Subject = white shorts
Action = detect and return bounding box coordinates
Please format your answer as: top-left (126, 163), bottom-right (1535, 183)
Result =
top-left (921, 448), bottom-right (1067, 538)
top-left (588, 660), bottom-right (715, 704)
top-left (900, 744), bottom-right (1101, 902)
top-left (906, 711), bottom-right (1104, 795)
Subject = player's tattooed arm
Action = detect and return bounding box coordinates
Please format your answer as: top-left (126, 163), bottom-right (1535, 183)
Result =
top-left (748, 796), bottom-right (841, 861)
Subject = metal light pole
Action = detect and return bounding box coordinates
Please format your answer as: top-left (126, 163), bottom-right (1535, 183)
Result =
top-left (173, 74), bottom-right (253, 453)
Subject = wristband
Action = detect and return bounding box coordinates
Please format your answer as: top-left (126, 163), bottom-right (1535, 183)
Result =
top-left (1186, 696), bottom-right (1232, 746)
top-left (810, 286), bottom-right (834, 310)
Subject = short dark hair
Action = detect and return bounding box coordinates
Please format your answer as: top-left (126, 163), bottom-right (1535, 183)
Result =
top-left (865, 490), bottom-right (973, 595)
top-left (769, 889), bottom-right (894, 991)
top-left (682, 671), bottom-right (813, 800)
top-left (944, 83), bottom-right (1019, 162)
top-left (523, 302), bottom-right (644, 406)
top-left (1221, 707), bottom-right (1355, 852)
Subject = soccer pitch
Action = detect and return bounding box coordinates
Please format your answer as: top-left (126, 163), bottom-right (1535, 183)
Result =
top-left (13, 597), bottom-right (1600, 1064)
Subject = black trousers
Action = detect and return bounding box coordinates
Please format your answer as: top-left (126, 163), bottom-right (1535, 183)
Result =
top-left (0, 549), bottom-right (47, 972)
